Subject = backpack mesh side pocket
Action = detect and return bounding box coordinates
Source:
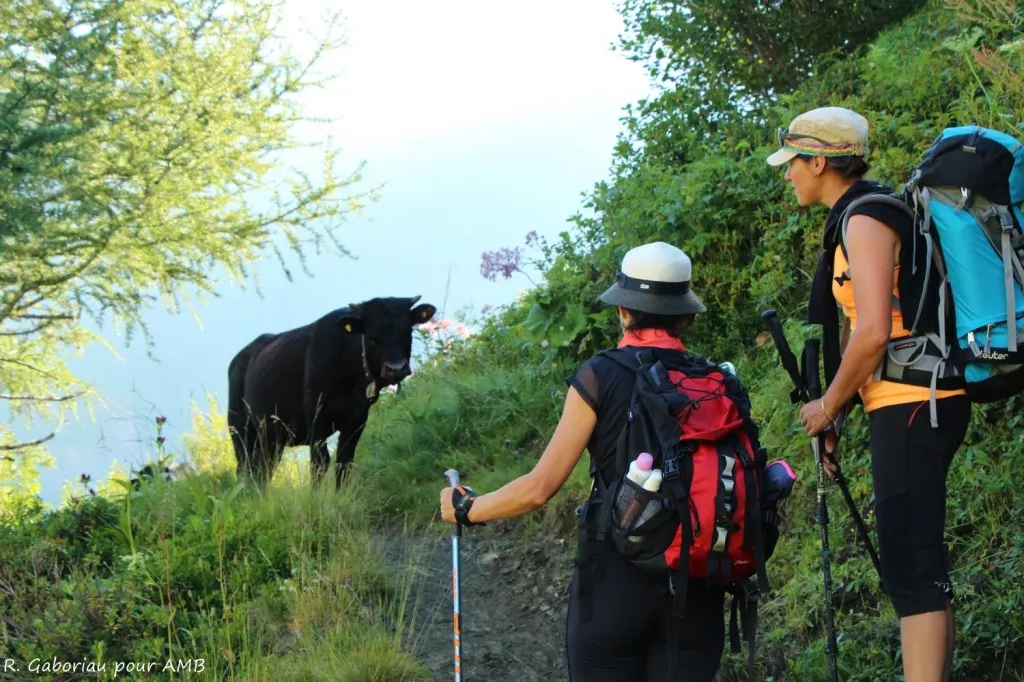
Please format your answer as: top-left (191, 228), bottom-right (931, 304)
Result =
top-left (610, 475), bottom-right (677, 562)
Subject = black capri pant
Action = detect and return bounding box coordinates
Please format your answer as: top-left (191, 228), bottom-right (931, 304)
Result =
top-left (869, 395), bottom-right (971, 618)
top-left (565, 549), bottom-right (726, 682)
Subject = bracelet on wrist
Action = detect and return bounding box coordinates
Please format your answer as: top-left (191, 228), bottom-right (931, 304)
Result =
top-left (821, 397), bottom-right (835, 422)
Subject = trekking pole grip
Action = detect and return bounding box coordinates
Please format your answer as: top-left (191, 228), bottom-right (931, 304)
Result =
top-left (760, 309), bottom-right (808, 403)
top-left (445, 468), bottom-right (461, 488)
top-left (445, 469), bottom-right (462, 539)
top-left (804, 338), bottom-right (822, 400)
top-left (803, 338), bottom-right (829, 467)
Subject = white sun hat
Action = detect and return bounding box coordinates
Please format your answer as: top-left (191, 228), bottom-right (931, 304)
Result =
top-left (598, 241), bottom-right (706, 316)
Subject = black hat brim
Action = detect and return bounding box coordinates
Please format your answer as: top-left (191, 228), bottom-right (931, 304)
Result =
top-left (598, 283), bottom-right (706, 316)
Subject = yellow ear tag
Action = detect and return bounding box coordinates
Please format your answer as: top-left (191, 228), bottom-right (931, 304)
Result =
top-left (345, 324), bottom-right (352, 332)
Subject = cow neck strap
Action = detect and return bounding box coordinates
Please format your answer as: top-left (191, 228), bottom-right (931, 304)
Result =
top-left (361, 335), bottom-right (378, 404)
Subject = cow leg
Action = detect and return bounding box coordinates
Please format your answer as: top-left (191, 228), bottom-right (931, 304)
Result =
top-left (309, 431), bottom-right (334, 489)
top-left (227, 353), bottom-right (254, 482)
top-left (236, 419), bottom-right (260, 484)
top-left (305, 389), bottom-right (334, 489)
top-left (228, 335), bottom-right (283, 488)
top-left (250, 417), bottom-right (282, 489)
top-left (334, 406), bottom-right (369, 490)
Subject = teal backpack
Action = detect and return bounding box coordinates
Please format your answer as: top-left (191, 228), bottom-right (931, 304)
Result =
top-left (841, 126), bottom-right (1024, 425)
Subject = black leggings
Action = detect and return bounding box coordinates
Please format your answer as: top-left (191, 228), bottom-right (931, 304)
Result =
top-left (870, 395), bottom-right (971, 618)
top-left (565, 550), bottom-right (726, 682)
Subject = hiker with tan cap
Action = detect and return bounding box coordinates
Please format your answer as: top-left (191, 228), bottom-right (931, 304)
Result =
top-left (767, 106), bottom-right (970, 682)
top-left (439, 241), bottom-right (785, 680)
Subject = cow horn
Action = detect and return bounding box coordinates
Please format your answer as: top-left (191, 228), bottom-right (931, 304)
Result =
top-left (409, 295), bottom-right (422, 306)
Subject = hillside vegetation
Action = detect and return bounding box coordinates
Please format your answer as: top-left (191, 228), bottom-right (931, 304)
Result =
top-left (3, 0), bottom-right (1024, 680)
top-left (358, 0), bottom-right (1024, 678)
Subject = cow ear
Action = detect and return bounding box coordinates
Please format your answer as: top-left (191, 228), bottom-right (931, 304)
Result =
top-left (338, 315), bottom-right (365, 334)
top-left (410, 303), bottom-right (436, 324)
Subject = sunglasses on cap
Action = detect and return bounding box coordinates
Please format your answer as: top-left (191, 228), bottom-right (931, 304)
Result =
top-left (777, 127), bottom-right (839, 148)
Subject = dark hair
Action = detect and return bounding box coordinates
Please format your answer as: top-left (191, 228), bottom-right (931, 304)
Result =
top-left (623, 308), bottom-right (695, 337)
top-left (796, 154), bottom-right (870, 180)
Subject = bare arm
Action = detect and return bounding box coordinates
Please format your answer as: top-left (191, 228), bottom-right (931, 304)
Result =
top-left (457, 386), bottom-right (596, 524)
top-left (822, 214), bottom-right (897, 415)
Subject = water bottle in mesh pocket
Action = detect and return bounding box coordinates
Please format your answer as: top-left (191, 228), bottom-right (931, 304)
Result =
top-left (610, 476), bottom-right (678, 561)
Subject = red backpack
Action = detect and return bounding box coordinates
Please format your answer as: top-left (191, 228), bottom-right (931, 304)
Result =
top-left (576, 346), bottom-right (773, 681)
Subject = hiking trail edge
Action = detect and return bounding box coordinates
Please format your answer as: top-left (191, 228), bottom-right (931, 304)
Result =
top-left (382, 526), bottom-right (573, 682)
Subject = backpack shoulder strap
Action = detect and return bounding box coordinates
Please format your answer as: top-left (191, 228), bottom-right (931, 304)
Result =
top-left (839, 191), bottom-right (917, 256)
top-left (595, 347), bottom-right (647, 478)
top-left (597, 346), bottom-right (653, 372)
top-left (576, 348), bottom-right (653, 623)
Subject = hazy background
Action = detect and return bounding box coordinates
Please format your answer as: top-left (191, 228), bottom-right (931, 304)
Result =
top-left (32, 0), bottom-right (654, 505)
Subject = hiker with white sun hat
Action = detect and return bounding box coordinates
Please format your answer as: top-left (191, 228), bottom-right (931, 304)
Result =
top-left (439, 241), bottom-right (789, 680)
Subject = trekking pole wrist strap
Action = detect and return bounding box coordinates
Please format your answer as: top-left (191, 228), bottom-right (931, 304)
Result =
top-left (452, 487), bottom-right (485, 527)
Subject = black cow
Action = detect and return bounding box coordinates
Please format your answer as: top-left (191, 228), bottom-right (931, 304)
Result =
top-left (227, 295), bottom-right (436, 489)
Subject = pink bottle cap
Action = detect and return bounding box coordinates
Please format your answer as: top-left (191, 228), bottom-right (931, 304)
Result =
top-left (636, 453), bottom-right (654, 470)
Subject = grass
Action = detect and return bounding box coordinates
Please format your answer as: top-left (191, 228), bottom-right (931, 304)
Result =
top-left (0, 465), bottom-right (429, 682)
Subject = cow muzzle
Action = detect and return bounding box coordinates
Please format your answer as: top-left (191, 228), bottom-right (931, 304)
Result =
top-left (381, 360), bottom-right (411, 382)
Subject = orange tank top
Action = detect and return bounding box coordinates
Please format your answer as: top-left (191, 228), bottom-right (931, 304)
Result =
top-left (832, 248), bottom-right (965, 412)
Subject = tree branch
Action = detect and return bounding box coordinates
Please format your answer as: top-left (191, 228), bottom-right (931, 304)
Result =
top-left (0, 358), bottom-right (63, 381)
top-left (0, 391), bottom-right (86, 403)
top-left (10, 313), bottom-right (75, 321)
top-left (0, 319), bottom-right (67, 337)
top-left (0, 432), bottom-right (55, 451)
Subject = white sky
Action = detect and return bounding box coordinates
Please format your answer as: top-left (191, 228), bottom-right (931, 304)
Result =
top-left (26, 0), bottom-right (654, 505)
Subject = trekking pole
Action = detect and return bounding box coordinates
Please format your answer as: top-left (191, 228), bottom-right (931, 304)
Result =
top-left (759, 310), bottom-right (883, 584)
top-left (804, 338), bottom-right (841, 682)
top-left (822, 430), bottom-right (884, 585)
top-left (444, 468), bottom-right (464, 682)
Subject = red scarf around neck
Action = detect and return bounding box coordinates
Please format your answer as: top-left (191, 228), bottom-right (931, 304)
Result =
top-left (617, 328), bottom-right (686, 351)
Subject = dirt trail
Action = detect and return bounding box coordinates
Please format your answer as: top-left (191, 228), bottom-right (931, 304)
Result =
top-left (384, 526), bottom-right (575, 682)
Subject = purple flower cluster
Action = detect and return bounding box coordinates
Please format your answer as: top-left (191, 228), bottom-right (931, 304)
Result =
top-left (480, 246), bottom-right (523, 281)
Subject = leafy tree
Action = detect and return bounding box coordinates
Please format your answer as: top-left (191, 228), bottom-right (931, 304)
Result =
top-left (615, 0), bottom-right (929, 113)
top-left (607, 0), bottom-right (928, 169)
top-left (0, 0), bottom-right (373, 480)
